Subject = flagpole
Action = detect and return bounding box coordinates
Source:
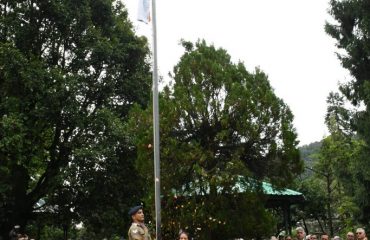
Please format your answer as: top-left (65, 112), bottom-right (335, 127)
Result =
top-left (151, 0), bottom-right (161, 239)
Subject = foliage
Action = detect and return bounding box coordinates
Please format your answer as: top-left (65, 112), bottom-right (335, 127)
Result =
top-left (298, 177), bottom-right (327, 218)
top-left (296, 95), bottom-right (364, 234)
top-left (0, 0), bottom-right (151, 238)
top-left (163, 193), bottom-right (276, 239)
top-left (128, 40), bottom-right (302, 239)
top-left (38, 225), bottom-right (64, 240)
top-left (326, 0), bottom-right (370, 225)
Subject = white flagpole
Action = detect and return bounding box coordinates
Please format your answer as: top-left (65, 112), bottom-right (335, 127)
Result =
top-left (151, 0), bottom-right (161, 239)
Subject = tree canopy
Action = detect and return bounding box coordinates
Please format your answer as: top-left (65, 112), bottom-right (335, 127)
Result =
top-left (326, 0), bottom-right (370, 225)
top-left (0, 0), bottom-right (151, 238)
top-left (128, 40), bottom-right (303, 239)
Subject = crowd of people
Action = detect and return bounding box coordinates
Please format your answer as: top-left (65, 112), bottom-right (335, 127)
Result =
top-left (272, 227), bottom-right (368, 240)
top-left (8, 207), bottom-right (367, 240)
top-left (127, 205), bottom-right (368, 240)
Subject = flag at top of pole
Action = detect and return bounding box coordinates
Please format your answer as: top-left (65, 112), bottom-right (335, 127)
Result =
top-left (138, 0), bottom-right (151, 24)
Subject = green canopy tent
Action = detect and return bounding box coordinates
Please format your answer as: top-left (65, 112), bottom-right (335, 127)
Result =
top-left (173, 177), bottom-right (304, 236)
top-left (261, 182), bottom-right (305, 235)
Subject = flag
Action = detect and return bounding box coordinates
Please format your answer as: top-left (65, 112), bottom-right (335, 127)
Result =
top-left (138, 0), bottom-right (151, 24)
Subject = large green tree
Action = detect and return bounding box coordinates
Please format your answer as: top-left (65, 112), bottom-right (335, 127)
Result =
top-left (0, 0), bottom-right (151, 239)
top-left (326, 0), bottom-right (370, 225)
top-left (129, 40), bottom-right (303, 239)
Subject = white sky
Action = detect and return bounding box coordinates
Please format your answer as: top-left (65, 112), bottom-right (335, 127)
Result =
top-left (123, 0), bottom-right (350, 146)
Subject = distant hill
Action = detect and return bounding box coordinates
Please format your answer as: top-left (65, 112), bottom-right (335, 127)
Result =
top-left (298, 141), bottom-right (322, 177)
top-left (299, 141), bottom-right (321, 166)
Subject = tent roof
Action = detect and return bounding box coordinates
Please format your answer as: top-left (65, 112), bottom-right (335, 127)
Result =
top-left (262, 181), bottom-right (303, 196)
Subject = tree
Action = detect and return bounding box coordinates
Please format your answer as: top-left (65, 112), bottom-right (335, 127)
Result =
top-left (315, 136), bottom-right (344, 236)
top-left (128, 40), bottom-right (303, 239)
top-left (326, 0), bottom-right (370, 224)
top-left (297, 93), bottom-right (363, 235)
top-left (0, 0), bottom-right (151, 238)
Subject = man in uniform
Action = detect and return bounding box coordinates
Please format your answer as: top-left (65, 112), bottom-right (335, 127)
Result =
top-left (128, 205), bottom-right (151, 240)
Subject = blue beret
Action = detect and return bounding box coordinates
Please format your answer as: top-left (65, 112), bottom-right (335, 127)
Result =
top-left (128, 205), bottom-right (143, 216)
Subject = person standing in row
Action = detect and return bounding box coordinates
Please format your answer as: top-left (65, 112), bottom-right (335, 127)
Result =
top-left (346, 231), bottom-right (355, 240)
top-left (296, 227), bottom-right (306, 240)
top-left (310, 234), bottom-right (318, 240)
top-left (356, 228), bottom-right (367, 240)
top-left (179, 231), bottom-right (189, 240)
top-left (320, 233), bottom-right (329, 240)
top-left (128, 205), bottom-right (152, 240)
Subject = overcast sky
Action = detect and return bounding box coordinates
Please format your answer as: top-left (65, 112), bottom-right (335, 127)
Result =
top-left (123, 0), bottom-right (350, 146)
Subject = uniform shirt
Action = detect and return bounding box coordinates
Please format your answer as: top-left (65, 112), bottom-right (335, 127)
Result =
top-left (128, 222), bottom-right (152, 240)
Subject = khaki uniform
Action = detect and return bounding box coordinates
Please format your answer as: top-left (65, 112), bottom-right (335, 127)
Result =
top-left (128, 222), bottom-right (152, 240)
